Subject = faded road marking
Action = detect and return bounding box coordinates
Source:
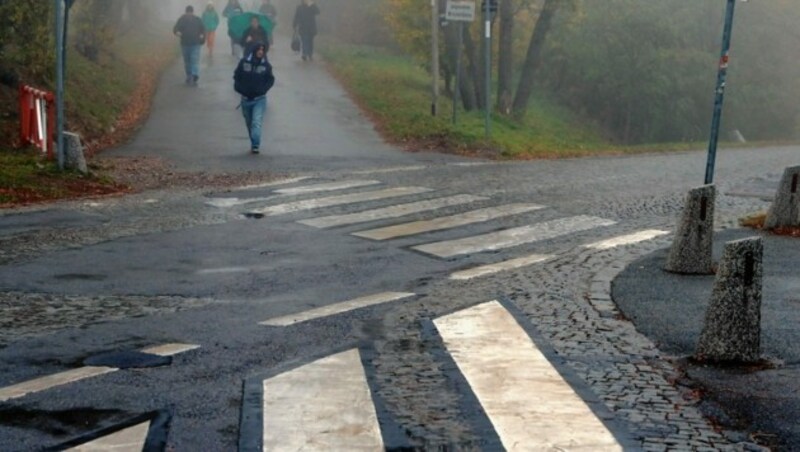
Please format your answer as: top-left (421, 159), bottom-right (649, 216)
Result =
top-left (299, 194), bottom-right (486, 228)
top-left (352, 203), bottom-right (544, 241)
top-left (583, 229), bottom-right (670, 250)
top-left (260, 292), bottom-right (415, 327)
top-left (247, 187), bottom-right (433, 216)
top-left (414, 215), bottom-right (616, 258)
top-left (450, 254), bottom-right (555, 280)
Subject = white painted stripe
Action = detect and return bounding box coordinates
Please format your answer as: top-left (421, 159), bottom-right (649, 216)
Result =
top-left (140, 343), bottom-right (200, 357)
top-left (262, 349), bottom-right (384, 451)
top-left (274, 180), bottom-right (381, 195)
top-left (353, 203), bottom-right (545, 241)
top-left (67, 421), bottom-right (150, 452)
top-left (450, 254), bottom-right (554, 280)
top-left (298, 194), bottom-right (486, 229)
top-left (261, 292), bottom-right (415, 327)
top-left (434, 301), bottom-right (622, 451)
top-left (248, 187), bottom-right (433, 216)
top-left (584, 229), bottom-right (670, 250)
top-left (206, 197), bottom-right (267, 208)
top-left (0, 344), bottom-right (199, 402)
top-left (349, 165), bottom-right (427, 175)
top-left (233, 176), bottom-right (311, 191)
top-left (0, 367), bottom-right (116, 402)
top-left (414, 215), bottom-right (616, 258)
top-left (196, 266), bottom-right (273, 275)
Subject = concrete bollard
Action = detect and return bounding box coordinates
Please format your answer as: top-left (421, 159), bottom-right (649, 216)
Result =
top-left (695, 237), bottom-right (763, 363)
top-left (664, 185), bottom-right (715, 274)
top-left (64, 131), bottom-right (88, 175)
top-left (764, 165), bottom-right (800, 229)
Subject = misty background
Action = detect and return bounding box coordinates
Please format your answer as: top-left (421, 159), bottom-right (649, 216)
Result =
top-left (1, 0), bottom-right (798, 146)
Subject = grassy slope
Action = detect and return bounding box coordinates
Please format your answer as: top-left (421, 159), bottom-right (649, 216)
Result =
top-left (0, 23), bottom-right (176, 206)
top-left (320, 43), bottom-right (713, 159)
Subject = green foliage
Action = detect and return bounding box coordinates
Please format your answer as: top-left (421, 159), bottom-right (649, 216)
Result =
top-left (539, 0), bottom-right (800, 144)
top-left (320, 42), bottom-right (610, 158)
top-left (0, 1), bottom-right (55, 79)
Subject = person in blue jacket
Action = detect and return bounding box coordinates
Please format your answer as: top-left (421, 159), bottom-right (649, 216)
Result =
top-left (234, 42), bottom-right (275, 154)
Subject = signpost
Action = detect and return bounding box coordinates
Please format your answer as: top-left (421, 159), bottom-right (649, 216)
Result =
top-left (431, 0), bottom-right (439, 116)
top-left (704, 0), bottom-right (738, 185)
top-left (445, 0), bottom-right (476, 125)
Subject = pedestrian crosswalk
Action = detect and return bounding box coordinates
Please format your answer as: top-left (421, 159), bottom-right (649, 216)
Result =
top-left (221, 178), bottom-right (670, 282)
top-left (244, 300), bottom-right (628, 450)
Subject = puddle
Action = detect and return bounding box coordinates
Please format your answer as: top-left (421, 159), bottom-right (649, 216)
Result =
top-left (241, 213), bottom-right (265, 220)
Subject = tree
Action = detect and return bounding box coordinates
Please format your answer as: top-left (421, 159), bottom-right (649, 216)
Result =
top-left (510, 0), bottom-right (569, 119)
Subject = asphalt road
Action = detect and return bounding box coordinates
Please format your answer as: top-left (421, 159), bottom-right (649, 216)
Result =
top-left (1, 32), bottom-right (799, 451)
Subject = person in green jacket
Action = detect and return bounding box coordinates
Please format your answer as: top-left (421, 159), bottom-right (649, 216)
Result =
top-left (202, 3), bottom-right (220, 57)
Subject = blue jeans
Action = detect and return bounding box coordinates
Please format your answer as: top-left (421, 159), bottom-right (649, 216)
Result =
top-left (241, 96), bottom-right (267, 150)
top-left (181, 44), bottom-right (201, 79)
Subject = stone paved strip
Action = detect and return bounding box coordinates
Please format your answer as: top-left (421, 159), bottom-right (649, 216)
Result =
top-left (260, 292), bottom-right (416, 327)
top-left (299, 195), bottom-right (486, 228)
top-left (449, 254), bottom-right (555, 280)
top-left (434, 301), bottom-right (622, 451)
top-left (353, 204), bottom-right (544, 241)
top-left (248, 187), bottom-right (433, 216)
top-left (262, 349), bottom-right (383, 451)
top-left (67, 421), bottom-right (151, 452)
top-left (273, 180), bottom-right (381, 195)
top-left (583, 229), bottom-right (670, 250)
top-left (414, 215), bottom-right (616, 258)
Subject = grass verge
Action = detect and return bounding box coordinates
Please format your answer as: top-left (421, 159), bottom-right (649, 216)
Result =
top-left (320, 42), bottom-right (753, 159)
top-left (0, 22), bottom-right (178, 207)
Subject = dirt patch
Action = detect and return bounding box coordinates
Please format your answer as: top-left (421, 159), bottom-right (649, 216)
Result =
top-left (92, 155), bottom-right (283, 192)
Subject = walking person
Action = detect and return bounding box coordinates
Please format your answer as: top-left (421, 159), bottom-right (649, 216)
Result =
top-left (202, 2), bottom-right (220, 57)
top-left (259, 0), bottom-right (277, 44)
top-left (234, 42), bottom-right (275, 154)
top-left (293, 0), bottom-right (319, 61)
top-left (173, 5), bottom-right (206, 86)
top-left (223, 0), bottom-right (245, 57)
top-left (241, 16), bottom-right (269, 48)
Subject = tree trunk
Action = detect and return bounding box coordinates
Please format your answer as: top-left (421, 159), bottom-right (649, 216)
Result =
top-left (511, 0), bottom-right (560, 119)
top-left (496, 0), bottom-right (514, 115)
top-left (444, 21), bottom-right (477, 111)
top-left (463, 26), bottom-right (485, 110)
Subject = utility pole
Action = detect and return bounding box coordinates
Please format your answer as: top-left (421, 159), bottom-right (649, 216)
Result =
top-left (704, 0), bottom-right (738, 185)
top-left (431, 0), bottom-right (440, 116)
top-left (483, 0), bottom-right (491, 138)
top-left (55, 0), bottom-right (65, 170)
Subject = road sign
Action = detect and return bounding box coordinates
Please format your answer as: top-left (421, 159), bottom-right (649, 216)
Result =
top-left (446, 0), bottom-right (476, 22)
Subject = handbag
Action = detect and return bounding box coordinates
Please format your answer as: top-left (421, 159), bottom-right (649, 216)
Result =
top-left (291, 32), bottom-right (301, 52)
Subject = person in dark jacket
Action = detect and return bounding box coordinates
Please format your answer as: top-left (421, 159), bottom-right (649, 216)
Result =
top-left (234, 42), bottom-right (275, 154)
top-left (293, 0), bottom-right (319, 61)
top-left (174, 5), bottom-right (206, 86)
top-left (241, 16), bottom-right (269, 48)
top-left (223, 0), bottom-right (245, 57)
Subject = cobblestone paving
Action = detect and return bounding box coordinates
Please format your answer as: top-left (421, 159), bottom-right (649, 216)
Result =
top-left (0, 292), bottom-right (215, 348)
top-left (0, 165), bottom-right (781, 449)
top-left (369, 190), bottom-right (771, 450)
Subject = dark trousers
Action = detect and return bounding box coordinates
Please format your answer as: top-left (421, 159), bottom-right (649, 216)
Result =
top-left (300, 33), bottom-right (315, 58)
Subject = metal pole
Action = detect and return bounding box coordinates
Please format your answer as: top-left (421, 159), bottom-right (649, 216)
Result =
top-left (483, 0), bottom-right (491, 138)
top-left (704, 0), bottom-right (736, 185)
top-left (55, 0), bottom-right (65, 170)
top-left (431, 0), bottom-right (439, 116)
top-left (453, 22), bottom-right (463, 125)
